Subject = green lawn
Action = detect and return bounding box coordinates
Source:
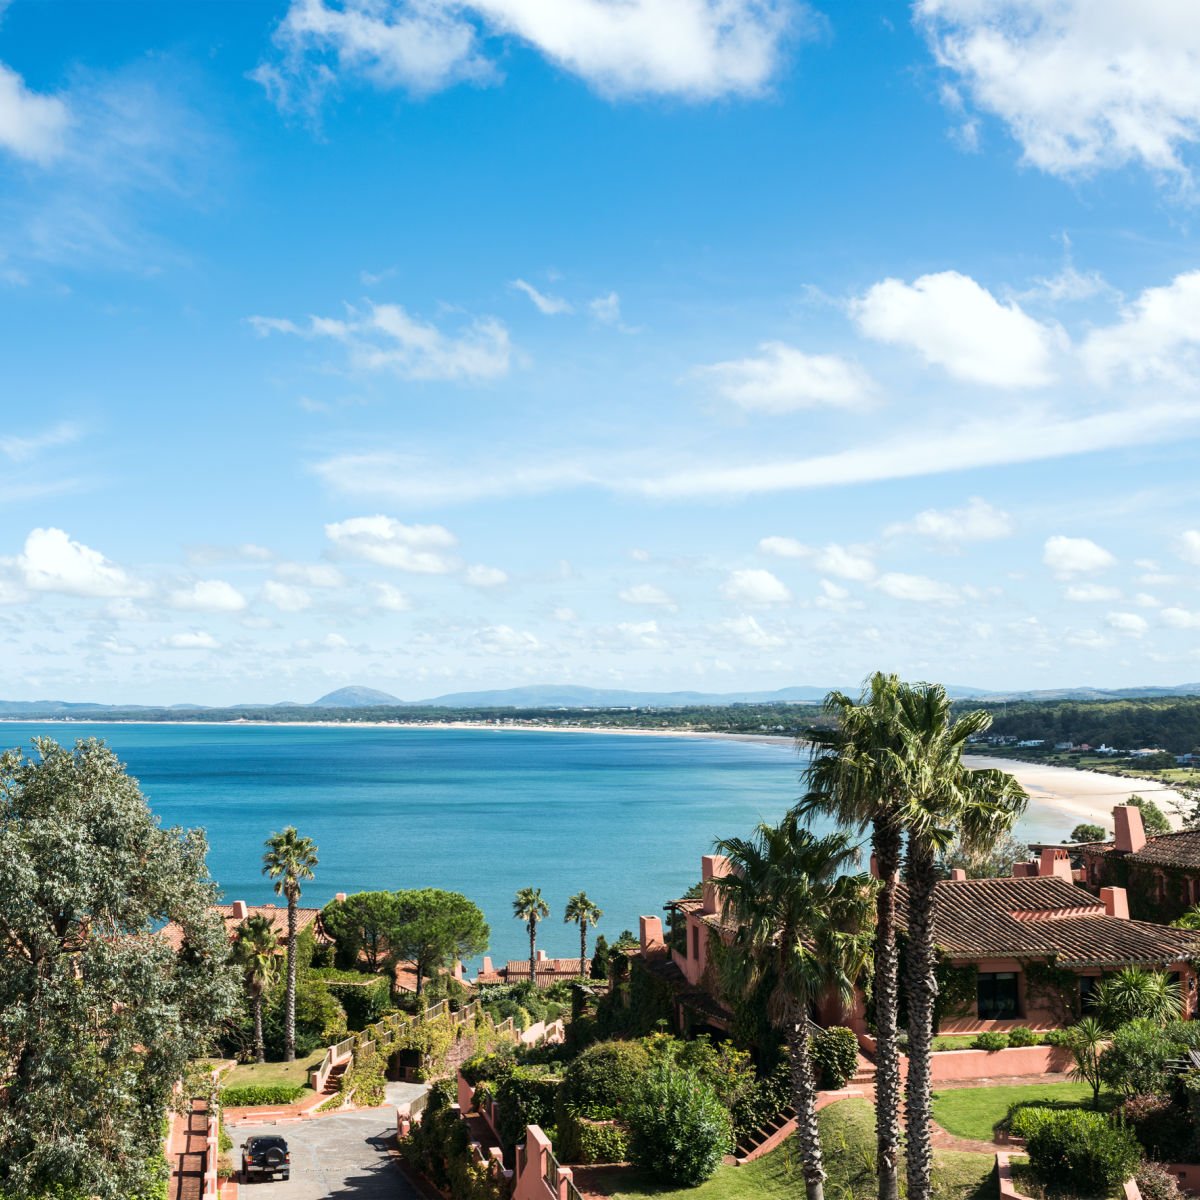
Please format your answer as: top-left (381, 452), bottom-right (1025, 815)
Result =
top-left (586, 1099), bottom-right (996, 1200)
top-left (932, 1083), bottom-right (1100, 1143)
top-left (220, 1049), bottom-right (325, 1096)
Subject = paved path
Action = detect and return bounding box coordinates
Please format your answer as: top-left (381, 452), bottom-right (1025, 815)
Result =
top-left (169, 1101), bottom-right (209, 1200)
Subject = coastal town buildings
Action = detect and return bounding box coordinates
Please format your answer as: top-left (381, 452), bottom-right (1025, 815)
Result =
top-left (475, 950), bottom-right (590, 987)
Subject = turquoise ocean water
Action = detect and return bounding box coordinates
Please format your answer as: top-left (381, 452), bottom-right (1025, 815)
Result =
top-left (0, 723), bottom-right (812, 965)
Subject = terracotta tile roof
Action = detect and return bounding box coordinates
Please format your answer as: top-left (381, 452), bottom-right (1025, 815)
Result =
top-left (895, 876), bottom-right (1200, 969)
top-left (1130, 830), bottom-right (1200, 869)
top-left (475, 958), bottom-right (590, 986)
top-left (393, 960), bottom-right (473, 994)
top-left (160, 902), bottom-right (329, 952)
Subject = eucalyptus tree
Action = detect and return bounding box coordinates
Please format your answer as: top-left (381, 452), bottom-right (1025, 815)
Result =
top-left (263, 826), bottom-right (319, 1061)
top-left (0, 737), bottom-right (236, 1199)
top-left (564, 891), bottom-right (603, 976)
top-left (799, 672), bottom-right (908, 1200)
top-left (892, 685), bottom-right (1025, 1200)
top-left (232, 914), bottom-right (279, 1063)
top-left (513, 886), bottom-right (551, 984)
top-left (714, 815), bottom-right (875, 1200)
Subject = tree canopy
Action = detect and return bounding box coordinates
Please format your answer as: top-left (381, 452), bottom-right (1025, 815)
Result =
top-left (393, 888), bottom-right (490, 996)
top-left (0, 738), bottom-right (237, 1199)
top-left (322, 890), bottom-right (402, 971)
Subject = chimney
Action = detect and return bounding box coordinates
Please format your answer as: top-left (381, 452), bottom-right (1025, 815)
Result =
top-left (1101, 886), bottom-right (1129, 920)
top-left (481, 956), bottom-right (493, 975)
top-left (536, 948), bottom-right (547, 962)
top-left (701, 854), bottom-right (733, 915)
top-left (335, 892), bottom-right (347, 903)
top-left (949, 868), bottom-right (967, 882)
top-left (1114, 804), bottom-right (1147, 854)
top-left (231, 900), bottom-right (248, 920)
top-left (1039, 848), bottom-right (1074, 880)
top-left (639, 915), bottom-right (664, 954)
top-left (1012, 861), bottom-right (1034, 877)
top-left (453, 960), bottom-right (464, 981)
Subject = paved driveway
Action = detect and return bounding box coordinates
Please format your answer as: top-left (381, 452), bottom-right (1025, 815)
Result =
top-left (233, 1111), bottom-right (421, 1199)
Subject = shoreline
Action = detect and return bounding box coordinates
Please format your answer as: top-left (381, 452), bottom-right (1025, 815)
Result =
top-left (1, 717), bottom-right (1183, 835)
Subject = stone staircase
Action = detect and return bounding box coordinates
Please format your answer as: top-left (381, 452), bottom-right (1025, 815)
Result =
top-left (734, 1106), bottom-right (798, 1164)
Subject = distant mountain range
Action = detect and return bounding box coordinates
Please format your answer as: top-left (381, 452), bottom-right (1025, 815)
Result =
top-left (5, 681), bottom-right (1200, 718)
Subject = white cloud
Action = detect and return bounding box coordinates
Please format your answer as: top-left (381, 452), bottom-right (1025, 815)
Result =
top-left (758, 535), bottom-right (810, 559)
top-left (255, 0), bottom-right (801, 111)
top-left (589, 291), bottom-right (622, 324)
top-left (372, 582), bottom-right (411, 611)
top-left (721, 568), bottom-right (791, 604)
top-left (99, 635), bottom-right (138, 657)
top-left (164, 630), bottom-right (220, 650)
top-left (1163, 607), bottom-right (1200, 629)
top-left (0, 62), bottom-right (70, 164)
top-left (916, 0), bottom-right (1200, 180)
top-left (275, 562), bottom-right (345, 587)
top-left (0, 421), bottom-right (83, 463)
top-left (552, 606), bottom-right (577, 622)
top-left (852, 270), bottom-right (1057, 387)
top-left (475, 624), bottom-right (540, 653)
top-left (250, 301), bottom-right (511, 382)
top-left (700, 342), bottom-right (873, 412)
top-left (1106, 610), bottom-right (1148, 637)
top-left (618, 583), bottom-right (677, 610)
top-left (630, 548), bottom-right (651, 562)
top-left (1064, 583), bottom-right (1120, 602)
top-left (261, 580), bottom-right (313, 612)
top-left (1043, 535), bottom-right (1116, 577)
top-left (886, 496), bottom-right (1014, 543)
top-left (465, 564), bottom-right (509, 588)
top-left (874, 572), bottom-right (961, 605)
top-left (1134, 592), bottom-right (1161, 608)
top-left (17, 527), bottom-right (144, 598)
top-left (1083, 272), bottom-right (1200, 386)
top-left (814, 578), bottom-right (860, 612)
top-left (616, 619), bottom-right (665, 648)
top-left (326, 515), bottom-right (458, 573)
top-left (511, 278), bottom-right (573, 315)
top-left (720, 614), bottom-right (785, 648)
top-left (1180, 530), bottom-right (1200, 565)
top-left (169, 579), bottom-right (248, 612)
top-left (813, 543), bottom-right (875, 582)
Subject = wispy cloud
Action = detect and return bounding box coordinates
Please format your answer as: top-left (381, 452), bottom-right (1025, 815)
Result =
top-left (511, 278), bottom-right (573, 315)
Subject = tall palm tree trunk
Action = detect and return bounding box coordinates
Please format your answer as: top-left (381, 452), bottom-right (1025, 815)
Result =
top-left (904, 837), bottom-right (939, 1200)
top-left (529, 919), bottom-right (537, 986)
top-left (253, 990), bottom-right (266, 1064)
top-left (285, 899), bottom-right (298, 1062)
top-left (873, 823), bottom-right (903, 1200)
top-left (579, 921), bottom-right (587, 977)
top-left (788, 1013), bottom-right (826, 1200)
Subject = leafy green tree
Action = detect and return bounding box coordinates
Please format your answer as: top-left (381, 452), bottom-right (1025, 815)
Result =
top-left (1091, 967), bottom-right (1182, 1028)
top-left (232, 914), bottom-right (279, 1063)
top-left (393, 888), bottom-right (490, 1000)
top-left (892, 684), bottom-right (1025, 1200)
top-left (263, 826), bottom-right (319, 1061)
top-left (1173, 905), bottom-right (1200, 929)
top-left (1065, 1016), bottom-right (1107, 1108)
top-left (800, 671), bottom-right (909, 1200)
top-left (589, 933), bottom-right (610, 980)
top-left (321, 890), bottom-right (402, 971)
top-left (0, 738), bottom-right (237, 1199)
top-left (513, 886), bottom-right (550, 984)
top-left (1070, 822), bottom-right (1106, 843)
top-left (714, 814), bottom-right (875, 1200)
top-left (1129, 794), bottom-right (1171, 836)
top-left (564, 891), bottom-right (603, 976)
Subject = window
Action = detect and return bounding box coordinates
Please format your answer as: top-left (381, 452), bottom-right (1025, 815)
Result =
top-left (1079, 975), bottom-right (1099, 1011)
top-left (691, 925), bottom-right (700, 961)
top-left (977, 971), bottom-right (1020, 1020)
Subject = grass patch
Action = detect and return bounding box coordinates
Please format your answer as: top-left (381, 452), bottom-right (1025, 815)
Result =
top-left (586, 1099), bottom-right (995, 1200)
top-left (932, 1083), bottom-right (1101, 1143)
top-left (220, 1049), bottom-right (325, 1100)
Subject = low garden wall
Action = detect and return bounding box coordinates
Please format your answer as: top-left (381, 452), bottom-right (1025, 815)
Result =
top-left (856, 1036), bottom-right (1071, 1080)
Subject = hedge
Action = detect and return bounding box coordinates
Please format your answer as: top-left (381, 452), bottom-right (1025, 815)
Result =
top-left (558, 1110), bottom-right (630, 1164)
top-left (496, 1068), bottom-right (561, 1149)
top-left (1025, 1108), bottom-right (1141, 1195)
top-left (218, 1083), bottom-right (306, 1107)
top-left (812, 1026), bottom-right (858, 1090)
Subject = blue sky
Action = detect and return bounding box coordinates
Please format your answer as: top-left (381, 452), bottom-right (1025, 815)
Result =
top-left (3, 0), bottom-right (1200, 703)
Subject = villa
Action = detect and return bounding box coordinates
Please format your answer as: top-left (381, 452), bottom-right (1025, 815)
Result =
top-left (160, 898), bottom-right (333, 953)
top-left (475, 951), bottom-right (590, 987)
top-left (1078, 803), bottom-right (1200, 921)
top-left (634, 841), bottom-right (1200, 1042)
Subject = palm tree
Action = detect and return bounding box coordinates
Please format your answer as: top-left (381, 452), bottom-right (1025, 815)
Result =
top-left (1064, 1016), bottom-right (1106, 1108)
top-left (513, 887), bottom-right (550, 986)
top-left (1174, 905), bottom-right (1200, 930)
top-left (263, 826), bottom-right (319, 1062)
top-left (799, 671), bottom-right (908, 1200)
top-left (891, 684), bottom-right (1025, 1200)
top-left (714, 815), bottom-right (875, 1200)
top-left (563, 892), bottom-right (602, 977)
top-left (1091, 967), bottom-right (1182, 1028)
top-left (232, 914), bottom-right (279, 1063)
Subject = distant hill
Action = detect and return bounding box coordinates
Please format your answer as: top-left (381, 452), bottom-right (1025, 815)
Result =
top-left (312, 686), bottom-right (404, 708)
top-left (417, 684), bottom-right (840, 708)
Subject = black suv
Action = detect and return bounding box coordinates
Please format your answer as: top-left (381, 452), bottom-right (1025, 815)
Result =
top-left (242, 1134), bottom-right (291, 1182)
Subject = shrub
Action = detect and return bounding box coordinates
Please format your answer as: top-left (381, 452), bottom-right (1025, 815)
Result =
top-left (558, 1040), bottom-right (651, 1120)
top-left (1025, 1109), bottom-right (1141, 1195)
top-left (495, 1067), bottom-right (561, 1149)
top-left (1101, 1018), bottom-right (1177, 1097)
top-left (625, 1062), bottom-right (734, 1188)
top-left (1004, 1104), bottom-right (1060, 1143)
top-left (342, 1043), bottom-right (387, 1107)
top-left (1137, 1162), bottom-right (1185, 1200)
top-left (1043, 1028), bottom-right (1072, 1047)
top-left (559, 1111), bottom-right (629, 1164)
top-left (811, 1026), bottom-right (859, 1090)
top-left (461, 1046), bottom-right (516, 1087)
top-left (311, 969), bottom-right (392, 1031)
top-left (1007, 1026), bottom-right (1037, 1047)
top-left (971, 1031), bottom-right (1009, 1052)
top-left (1119, 1094), bottom-right (1193, 1162)
top-left (218, 1083), bottom-right (306, 1107)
